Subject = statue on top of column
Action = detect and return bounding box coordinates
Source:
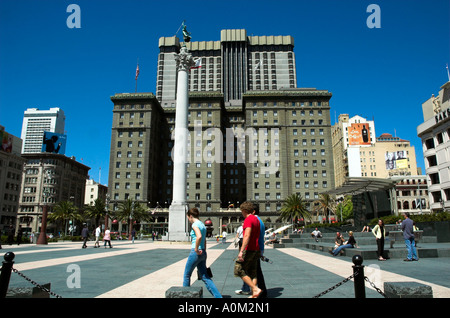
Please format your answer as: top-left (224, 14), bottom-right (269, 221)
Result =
top-left (182, 21), bottom-right (191, 43)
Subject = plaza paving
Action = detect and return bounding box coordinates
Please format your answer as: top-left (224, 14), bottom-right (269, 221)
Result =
top-left (2, 238), bottom-right (450, 300)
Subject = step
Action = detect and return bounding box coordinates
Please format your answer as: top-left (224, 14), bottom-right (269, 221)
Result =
top-left (272, 239), bottom-right (450, 260)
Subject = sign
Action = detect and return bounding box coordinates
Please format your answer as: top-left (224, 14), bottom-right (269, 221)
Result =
top-left (42, 131), bottom-right (67, 154)
top-left (348, 123), bottom-right (371, 145)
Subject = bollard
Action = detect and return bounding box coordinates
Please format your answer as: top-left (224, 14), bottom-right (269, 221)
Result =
top-left (352, 254), bottom-right (366, 298)
top-left (0, 252), bottom-right (15, 298)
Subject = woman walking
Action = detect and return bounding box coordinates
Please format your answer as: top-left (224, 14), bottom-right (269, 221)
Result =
top-left (372, 219), bottom-right (386, 261)
top-left (183, 208), bottom-right (222, 298)
top-left (103, 228), bottom-right (112, 248)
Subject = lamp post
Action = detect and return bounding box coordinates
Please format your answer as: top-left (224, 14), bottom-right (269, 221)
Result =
top-left (37, 168), bottom-right (52, 245)
top-left (37, 188), bottom-right (50, 245)
top-left (128, 201), bottom-right (134, 240)
top-left (104, 194), bottom-right (110, 233)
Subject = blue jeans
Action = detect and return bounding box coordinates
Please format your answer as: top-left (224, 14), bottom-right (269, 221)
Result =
top-left (183, 249), bottom-right (222, 298)
top-left (405, 238), bottom-right (418, 260)
top-left (333, 244), bottom-right (353, 256)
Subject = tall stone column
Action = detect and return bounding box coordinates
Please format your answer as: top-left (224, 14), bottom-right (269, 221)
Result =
top-left (166, 46), bottom-right (195, 241)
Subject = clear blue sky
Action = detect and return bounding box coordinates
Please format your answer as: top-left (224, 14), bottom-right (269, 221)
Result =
top-left (1, 0), bottom-right (449, 185)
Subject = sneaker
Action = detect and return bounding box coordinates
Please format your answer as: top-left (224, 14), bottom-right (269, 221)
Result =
top-left (235, 290), bottom-right (251, 295)
top-left (403, 258), bottom-right (412, 261)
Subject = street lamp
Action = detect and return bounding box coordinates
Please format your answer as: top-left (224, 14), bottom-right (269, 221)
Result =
top-left (105, 194), bottom-right (110, 233)
top-left (37, 171), bottom-right (52, 245)
top-left (128, 201), bottom-right (134, 240)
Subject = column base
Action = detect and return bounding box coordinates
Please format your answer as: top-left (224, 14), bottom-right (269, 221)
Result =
top-left (164, 203), bottom-right (190, 242)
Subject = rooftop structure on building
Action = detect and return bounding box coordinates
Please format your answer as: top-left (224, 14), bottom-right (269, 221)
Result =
top-left (157, 29), bottom-right (297, 104)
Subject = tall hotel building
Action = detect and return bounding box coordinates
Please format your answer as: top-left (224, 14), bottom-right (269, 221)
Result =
top-left (20, 107), bottom-right (65, 154)
top-left (108, 29), bottom-right (335, 229)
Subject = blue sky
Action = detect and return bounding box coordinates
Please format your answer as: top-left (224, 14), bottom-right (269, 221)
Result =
top-left (1, 0), bottom-right (449, 186)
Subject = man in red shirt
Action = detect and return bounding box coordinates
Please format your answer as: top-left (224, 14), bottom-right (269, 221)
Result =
top-left (234, 201), bottom-right (262, 298)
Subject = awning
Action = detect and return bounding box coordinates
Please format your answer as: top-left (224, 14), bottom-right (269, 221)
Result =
top-left (323, 177), bottom-right (397, 196)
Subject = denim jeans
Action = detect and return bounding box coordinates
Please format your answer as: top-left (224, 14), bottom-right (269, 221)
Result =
top-left (405, 238), bottom-right (418, 260)
top-left (183, 249), bottom-right (222, 298)
top-left (332, 244), bottom-right (353, 256)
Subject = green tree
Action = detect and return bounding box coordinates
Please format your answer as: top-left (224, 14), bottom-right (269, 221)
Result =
top-left (84, 198), bottom-right (107, 227)
top-left (48, 200), bottom-right (82, 235)
top-left (114, 199), bottom-right (153, 237)
top-left (280, 193), bottom-right (311, 224)
top-left (336, 195), bottom-right (353, 221)
top-left (312, 193), bottom-right (336, 223)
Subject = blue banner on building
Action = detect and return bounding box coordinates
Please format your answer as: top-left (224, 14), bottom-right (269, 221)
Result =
top-left (42, 131), bottom-right (67, 154)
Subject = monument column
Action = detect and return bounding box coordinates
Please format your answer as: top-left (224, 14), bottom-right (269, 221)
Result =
top-left (166, 29), bottom-right (195, 241)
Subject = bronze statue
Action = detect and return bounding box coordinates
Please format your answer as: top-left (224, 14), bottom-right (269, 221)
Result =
top-left (182, 21), bottom-right (191, 43)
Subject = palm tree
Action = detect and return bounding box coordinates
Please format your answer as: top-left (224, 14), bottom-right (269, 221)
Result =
top-left (313, 193), bottom-right (336, 223)
top-left (48, 200), bottom-right (81, 235)
top-left (114, 199), bottom-right (153, 237)
top-left (84, 198), bottom-right (107, 227)
top-left (280, 193), bottom-right (311, 224)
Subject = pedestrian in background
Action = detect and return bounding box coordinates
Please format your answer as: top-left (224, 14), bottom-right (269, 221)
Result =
top-left (104, 228), bottom-right (112, 248)
top-left (16, 225), bottom-right (23, 245)
top-left (94, 225), bottom-right (101, 248)
top-left (402, 213), bottom-right (418, 261)
top-left (372, 219), bottom-right (387, 261)
top-left (81, 224), bottom-right (89, 248)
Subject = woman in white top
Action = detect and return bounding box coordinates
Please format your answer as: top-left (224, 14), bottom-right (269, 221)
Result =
top-left (372, 219), bottom-right (386, 261)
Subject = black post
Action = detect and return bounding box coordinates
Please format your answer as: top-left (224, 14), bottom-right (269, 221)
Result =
top-left (352, 254), bottom-right (366, 298)
top-left (0, 252), bottom-right (15, 298)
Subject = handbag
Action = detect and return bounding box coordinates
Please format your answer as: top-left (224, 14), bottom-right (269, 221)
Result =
top-left (197, 267), bottom-right (213, 280)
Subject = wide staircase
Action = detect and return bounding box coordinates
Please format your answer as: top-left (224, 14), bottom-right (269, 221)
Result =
top-left (271, 225), bottom-right (450, 260)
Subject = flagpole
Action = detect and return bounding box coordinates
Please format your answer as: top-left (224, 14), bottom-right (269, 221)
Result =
top-left (446, 64), bottom-right (450, 82)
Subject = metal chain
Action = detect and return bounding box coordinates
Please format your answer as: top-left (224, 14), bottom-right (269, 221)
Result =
top-left (364, 276), bottom-right (387, 298)
top-left (312, 270), bottom-right (358, 298)
top-left (11, 267), bottom-right (63, 298)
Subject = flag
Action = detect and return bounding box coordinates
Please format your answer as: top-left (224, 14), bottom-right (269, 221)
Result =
top-left (254, 60), bottom-right (261, 70)
top-left (135, 64), bottom-right (140, 80)
top-left (191, 58), bottom-right (202, 69)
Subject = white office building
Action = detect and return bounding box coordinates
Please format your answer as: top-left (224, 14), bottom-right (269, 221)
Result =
top-left (417, 81), bottom-right (450, 212)
top-left (20, 107), bottom-right (65, 154)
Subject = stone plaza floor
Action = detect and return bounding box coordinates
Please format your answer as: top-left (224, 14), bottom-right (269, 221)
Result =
top-left (2, 238), bottom-right (450, 302)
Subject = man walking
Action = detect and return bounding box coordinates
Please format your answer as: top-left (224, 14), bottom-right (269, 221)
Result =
top-left (94, 225), bottom-right (101, 248)
top-left (234, 201), bottom-right (262, 298)
top-left (236, 204), bottom-right (267, 297)
top-left (402, 213), bottom-right (418, 261)
top-left (81, 224), bottom-right (89, 249)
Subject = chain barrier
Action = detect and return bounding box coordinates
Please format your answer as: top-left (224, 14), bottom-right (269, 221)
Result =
top-left (11, 267), bottom-right (63, 298)
top-left (364, 276), bottom-right (387, 298)
top-left (312, 270), bottom-right (357, 298)
top-left (312, 268), bottom-right (387, 298)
